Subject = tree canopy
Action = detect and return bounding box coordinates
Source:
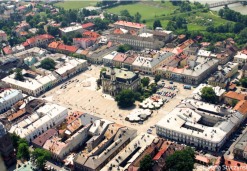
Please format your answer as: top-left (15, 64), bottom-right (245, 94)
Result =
top-left (200, 86), bottom-right (217, 104)
top-left (140, 155), bottom-right (153, 171)
top-left (17, 140), bottom-right (30, 161)
top-left (166, 147), bottom-right (195, 171)
top-left (141, 77), bottom-right (150, 87)
top-left (154, 75), bottom-right (161, 83)
top-left (31, 148), bottom-right (51, 169)
top-left (14, 68), bottom-right (24, 81)
top-left (115, 89), bottom-right (136, 108)
top-left (117, 44), bottom-right (133, 53)
top-left (240, 78), bottom-right (247, 88)
top-left (40, 58), bottom-right (56, 71)
top-left (153, 19), bottom-right (162, 30)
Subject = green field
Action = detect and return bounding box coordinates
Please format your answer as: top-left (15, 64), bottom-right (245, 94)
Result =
top-left (106, 2), bottom-right (178, 21)
top-left (54, 1), bottom-right (98, 10)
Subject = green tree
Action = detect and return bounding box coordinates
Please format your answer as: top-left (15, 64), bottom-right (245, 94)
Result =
top-left (240, 78), bottom-right (247, 88)
top-left (17, 142), bottom-right (30, 161)
top-left (40, 58), bottom-right (56, 71)
top-left (14, 68), bottom-right (24, 81)
top-left (154, 75), bottom-right (161, 83)
top-left (31, 148), bottom-right (51, 169)
top-left (140, 155), bottom-right (153, 171)
top-left (134, 12), bottom-right (142, 23)
top-left (117, 44), bottom-right (132, 53)
top-left (201, 86), bottom-right (217, 104)
top-left (153, 19), bottom-right (162, 30)
top-left (232, 99), bottom-right (239, 107)
top-left (47, 26), bottom-right (59, 37)
top-left (115, 89), bottom-right (136, 108)
top-left (141, 77), bottom-right (150, 87)
top-left (166, 147), bottom-right (195, 171)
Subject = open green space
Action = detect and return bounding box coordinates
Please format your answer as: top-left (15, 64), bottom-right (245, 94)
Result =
top-left (106, 2), bottom-right (178, 20)
top-left (54, 1), bottom-right (98, 10)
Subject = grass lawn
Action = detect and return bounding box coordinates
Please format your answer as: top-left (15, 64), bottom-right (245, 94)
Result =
top-left (54, 1), bottom-right (98, 10)
top-left (187, 24), bottom-right (206, 31)
top-left (106, 2), bottom-right (178, 21)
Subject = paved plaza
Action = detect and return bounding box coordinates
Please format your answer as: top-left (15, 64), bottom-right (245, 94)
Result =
top-left (42, 65), bottom-right (193, 134)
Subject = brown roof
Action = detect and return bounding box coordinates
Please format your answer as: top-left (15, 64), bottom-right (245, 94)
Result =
top-left (234, 100), bottom-right (247, 115)
top-left (123, 55), bottom-right (137, 64)
top-left (8, 108), bottom-right (26, 122)
top-left (32, 129), bottom-right (58, 147)
top-left (66, 111), bottom-right (84, 125)
top-left (224, 91), bottom-right (246, 101)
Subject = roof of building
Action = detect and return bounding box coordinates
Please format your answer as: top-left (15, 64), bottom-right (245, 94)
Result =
top-left (156, 98), bottom-right (244, 144)
top-left (32, 129), bottom-right (58, 147)
top-left (81, 22), bottom-right (94, 29)
top-left (2, 70), bottom-right (57, 92)
top-left (9, 103), bottom-right (67, 139)
top-left (123, 55), bottom-right (138, 65)
top-left (195, 155), bottom-right (210, 164)
top-left (2, 46), bottom-right (12, 55)
top-left (59, 25), bottom-right (82, 33)
top-left (234, 51), bottom-right (247, 59)
top-left (192, 84), bottom-right (226, 100)
top-left (101, 133), bottom-right (156, 171)
top-left (57, 43), bottom-right (79, 53)
top-left (224, 91), bottom-right (246, 101)
top-left (22, 34), bottom-right (54, 47)
top-left (234, 100), bottom-right (247, 115)
top-left (112, 53), bottom-right (127, 62)
top-left (114, 20), bottom-right (146, 29)
top-left (83, 30), bottom-right (100, 38)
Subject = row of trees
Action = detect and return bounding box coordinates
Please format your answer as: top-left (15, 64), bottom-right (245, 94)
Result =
top-left (119, 9), bottom-right (142, 23)
top-left (11, 134), bottom-right (51, 169)
top-left (139, 147), bottom-right (195, 171)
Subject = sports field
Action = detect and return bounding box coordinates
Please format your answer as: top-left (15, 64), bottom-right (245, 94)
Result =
top-left (54, 1), bottom-right (98, 10)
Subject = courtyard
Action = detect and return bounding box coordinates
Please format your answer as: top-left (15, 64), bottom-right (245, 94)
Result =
top-left (41, 65), bottom-right (193, 134)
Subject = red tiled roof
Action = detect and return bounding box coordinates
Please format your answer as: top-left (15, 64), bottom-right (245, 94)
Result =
top-left (2, 46), bottom-right (12, 55)
top-left (23, 34), bottom-right (54, 47)
top-left (82, 22), bottom-right (95, 29)
top-left (225, 91), bottom-right (246, 101)
top-left (153, 141), bottom-right (171, 160)
top-left (114, 20), bottom-right (145, 29)
top-left (57, 43), bottom-right (78, 53)
top-left (48, 41), bottom-right (60, 49)
top-left (234, 100), bottom-right (247, 115)
top-left (83, 31), bottom-right (100, 38)
top-left (113, 53), bottom-right (127, 62)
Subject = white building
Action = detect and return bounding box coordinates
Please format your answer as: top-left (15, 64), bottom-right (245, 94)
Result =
top-left (102, 51), bottom-right (118, 66)
top-left (0, 89), bottom-right (24, 113)
top-left (2, 70), bottom-right (58, 96)
top-left (9, 103), bottom-right (68, 142)
top-left (234, 51), bottom-right (247, 66)
top-left (156, 98), bottom-right (244, 151)
top-left (197, 49), bottom-right (211, 58)
top-left (59, 25), bottom-right (83, 36)
top-left (54, 56), bottom-right (88, 80)
top-left (101, 133), bottom-right (156, 171)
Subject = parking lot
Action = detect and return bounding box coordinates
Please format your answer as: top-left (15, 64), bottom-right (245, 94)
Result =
top-left (41, 65), bottom-right (194, 134)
